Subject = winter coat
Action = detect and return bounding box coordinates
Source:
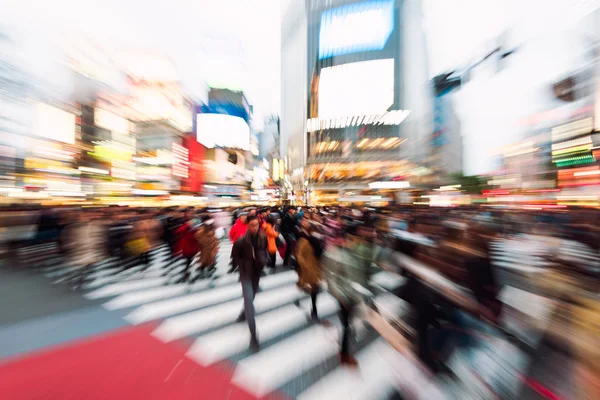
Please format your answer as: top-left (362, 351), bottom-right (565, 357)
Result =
top-left (232, 233), bottom-right (267, 280)
top-left (296, 234), bottom-right (322, 287)
top-left (229, 218), bottom-right (248, 243)
top-left (195, 225), bottom-right (219, 267)
top-left (263, 222), bottom-right (278, 254)
top-left (64, 221), bottom-right (107, 267)
top-left (322, 241), bottom-right (381, 306)
top-left (280, 213), bottom-right (297, 236)
top-left (175, 221), bottom-right (199, 258)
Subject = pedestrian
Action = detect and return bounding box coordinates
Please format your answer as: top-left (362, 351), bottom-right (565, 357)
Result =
top-left (232, 215), bottom-right (267, 352)
top-left (194, 214), bottom-right (219, 281)
top-left (322, 224), bottom-right (380, 367)
top-left (173, 208), bottom-right (200, 284)
top-left (295, 219), bottom-right (323, 321)
top-left (280, 207), bottom-right (298, 267)
top-left (62, 209), bottom-right (108, 289)
top-left (228, 212), bottom-right (249, 273)
top-left (263, 215), bottom-right (278, 269)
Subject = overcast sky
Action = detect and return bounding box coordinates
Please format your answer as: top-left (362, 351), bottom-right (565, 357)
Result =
top-left (2, 0), bottom-right (598, 174)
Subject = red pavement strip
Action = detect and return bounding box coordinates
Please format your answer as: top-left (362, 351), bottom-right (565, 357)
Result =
top-left (0, 323), bottom-right (286, 400)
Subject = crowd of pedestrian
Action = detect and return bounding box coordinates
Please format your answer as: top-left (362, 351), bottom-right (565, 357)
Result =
top-left (2, 203), bottom-right (599, 396)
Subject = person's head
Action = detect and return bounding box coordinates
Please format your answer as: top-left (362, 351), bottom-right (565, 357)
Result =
top-left (239, 212), bottom-right (248, 224)
top-left (184, 207), bottom-right (195, 220)
top-left (246, 215), bottom-right (260, 236)
top-left (248, 209), bottom-right (257, 218)
top-left (266, 215), bottom-right (276, 226)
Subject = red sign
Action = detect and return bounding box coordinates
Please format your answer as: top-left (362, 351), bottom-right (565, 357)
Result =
top-left (181, 136), bottom-right (205, 193)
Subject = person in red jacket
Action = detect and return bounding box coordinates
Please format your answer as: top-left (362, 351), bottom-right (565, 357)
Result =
top-left (173, 208), bottom-right (200, 284)
top-left (229, 212), bottom-right (248, 242)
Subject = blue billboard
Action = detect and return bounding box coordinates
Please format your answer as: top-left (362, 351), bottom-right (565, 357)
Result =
top-left (319, 0), bottom-right (394, 59)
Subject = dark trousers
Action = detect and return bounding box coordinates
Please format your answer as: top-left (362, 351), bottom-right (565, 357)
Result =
top-left (283, 234), bottom-right (293, 265)
top-left (310, 288), bottom-right (318, 318)
top-left (268, 251), bottom-right (276, 268)
top-left (240, 275), bottom-right (260, 340)
top-left (338, 301), bottom-right (356, 356)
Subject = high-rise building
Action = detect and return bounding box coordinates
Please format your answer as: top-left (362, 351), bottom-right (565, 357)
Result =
top-left (281, 0), bottom-right (432, 203)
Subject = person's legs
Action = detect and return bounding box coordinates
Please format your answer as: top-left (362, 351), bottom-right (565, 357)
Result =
top-left (283, 235), bottom-right (292, 266)
top-left (240, 277), bottom-right (259, 350)
top-left (310, 287), bottom-right (319, 320)
top-left (338, 301), bottom-right (358, 366)
top-left (269, 251), bottom-right (276, 268)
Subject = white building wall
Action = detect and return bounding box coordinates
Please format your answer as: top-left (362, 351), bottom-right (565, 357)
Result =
top-left (399, 0), bottom-right (432, 164)
top-left (280, 0), bottom-right (308, 177)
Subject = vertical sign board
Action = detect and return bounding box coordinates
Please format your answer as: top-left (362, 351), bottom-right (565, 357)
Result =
top-left (182, 136), bottom-right (205, 193)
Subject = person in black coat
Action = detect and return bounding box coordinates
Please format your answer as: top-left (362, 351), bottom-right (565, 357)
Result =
top-left (232, 215), bottom-right (267, 351)
top-left (280, 207), bottom-right (298, 266)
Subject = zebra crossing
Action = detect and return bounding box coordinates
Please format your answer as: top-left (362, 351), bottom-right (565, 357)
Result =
top-left (34, 240), bottom-right (421, 399)
top-left (25, 238), bottom-right (558, 399)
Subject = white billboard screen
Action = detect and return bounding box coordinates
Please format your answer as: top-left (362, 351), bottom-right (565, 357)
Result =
top-left (32, 103), bottom-right (76, 145)
top-left (196, 114), bottom-right (250, 151)
top-left (318, 59), bottom-right (394, 119)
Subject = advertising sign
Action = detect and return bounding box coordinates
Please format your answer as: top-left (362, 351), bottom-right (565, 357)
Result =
top-left (181, 136), bottom-right (205, 193)
top-left (319, 0), bottom-right (394, 59)
top-left (318, 59), bottom-right (394, 119)
top-left (196, 113), bottom-right (250, 151)
top-left (32, 103), bottom-right (76, 145)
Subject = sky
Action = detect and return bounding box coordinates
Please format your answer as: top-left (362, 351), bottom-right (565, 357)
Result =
top-left (0, 0), bottom-right (281, 122)
top-left (2, 0), bottom-right (598, 174)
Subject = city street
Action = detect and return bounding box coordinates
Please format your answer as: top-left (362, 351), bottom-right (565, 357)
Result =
top-left (0, 237), bottom-right (563, 399)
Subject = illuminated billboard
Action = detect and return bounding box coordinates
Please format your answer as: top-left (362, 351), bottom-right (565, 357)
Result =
top-left (196, 114), bottom-right (250, 151)
top-left (319, 0), bottom-right (394, 59)
top-left (318, 59), bottom-right (394, 119)
top-left (32, 103), bottom-right (76, 145)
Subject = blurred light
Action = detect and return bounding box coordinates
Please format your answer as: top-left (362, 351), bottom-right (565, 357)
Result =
top-left (574, 170), bottom-right (600, 177)
top-left (369, 181), bottom-right (410, 189)
top-left (132, 189), bottom-right (169, 196)
top-left (48, 191), bottom-right (86, 197)
top-left (525, 189), bottom-right (560, 193)
top-left (556, 195), bottom-right (598, 200)
top-left (204, 185), bottom-right (217, 189)
top-left (78, 166), bottom-right (109, 175)
top-left (482, 190), bottom-right (510, 195)
top-left (487, 178), bottom-right (516, 185)
top-left (551, 136), bottom-right (592, 150)
top-left (551, 144), bottom-right (592, 156)
top-left (552, 118), bottom-right (593, 142)
top-left (505, 147), bottom-right (539, 158)
top-left (306, 110), bottom-right (410, 132)
top-left (555, 155), bottom-right (596, 166)
top-left (434, 184), bottom-right (461, 191)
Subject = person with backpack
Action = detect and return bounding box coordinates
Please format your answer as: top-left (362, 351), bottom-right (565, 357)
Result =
top-left (295, 218), bottom-right (324, 322)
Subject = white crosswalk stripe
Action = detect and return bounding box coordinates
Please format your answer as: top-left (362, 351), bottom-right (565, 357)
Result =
top-left (67, 238), bottom-right (545, 399)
